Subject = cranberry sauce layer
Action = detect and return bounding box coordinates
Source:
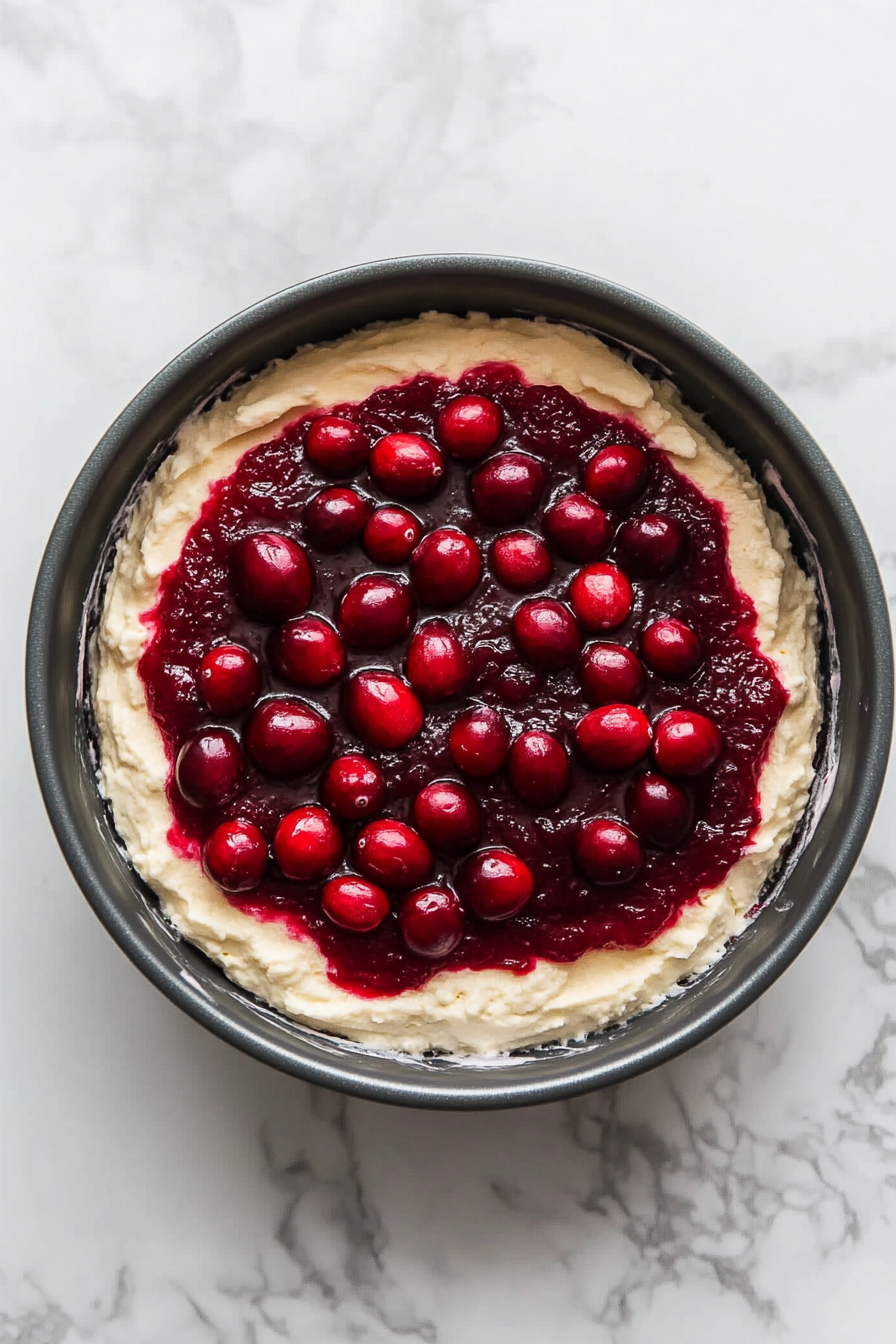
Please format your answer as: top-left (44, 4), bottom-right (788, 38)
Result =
top-left (137, 363), bottom-right (788, 996)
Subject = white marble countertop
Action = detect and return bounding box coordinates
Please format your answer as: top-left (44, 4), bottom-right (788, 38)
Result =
top-left (3, 2), bottom-right (896, 1339)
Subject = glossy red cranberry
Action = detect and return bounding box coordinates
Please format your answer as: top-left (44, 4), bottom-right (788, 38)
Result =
top-left (322, 754), bottom-right (386, 821)
top-left (491, 531), bottom-right (553, 592)
top-left (272, 616), bottom-right (345, 688)
top-left (569, 562), bottom-right (633, 632)
top-left (653, 710), bottom-right (723, 777)
top-left (342, 671), bottom-right (424, 749)
top-left (459, 848), bottom-right (534, 921)
top-left (511, 598), bottom-right (582, 671)
top-left (363, 506), bottom-right (423, 564)
top-left (575, 704), bottom-right (652, 771)
top-left (245, 697), bottom-right (331, 777)
top-left (199, 643), bottom-right (261, 715)
top-left (369, 433), bottom-right (445, 498)
top-left (321, 875), bottom-right (390, 932)
top-left (410, 527), bottom-right (482, 607)
top-left (508, 731), bottom-right (570, 805)
top-left (399, 886), bottom-right (464, 959)
top-left (175, 729), bottom-right (243, 808)
top-left (642, 618), bottom-right (701, 679)
top-left (274, 805), bottom-right (343, 882)
top-left (305, 416), bottom-right (370, 474)
top-left (303, 487), bottom-right (371, 550)
top-left (406, 619), bottom-right (466, 700)
top-left (412, 780), bottom-right (481, 853)
top-left (354, 819), bottom-right (434, 890)
top-left (579, 643), bottom-right (644, 705)
top-left (626, 773), bottom-right (693, 848)
top-left (583, 443), bottom-right (648, 507)
top-left (436, 394), bottom-right (503, 461)
top-left (337, 574), bottom-right (415, 649)
top-left (449, 705), bottom-right (510, 777)
top-left (202, 819), bottom-right (267, 891)
top-left (574, 817), bottom-right (643, 884)
top-left (232, 532), bottom-right (312, 620)
top-left (616, 515), bottom-right (687, 577)
top-left (542, 493), bottom-right (613, 562)
top-left (471, 452), bottom-right (547, 525)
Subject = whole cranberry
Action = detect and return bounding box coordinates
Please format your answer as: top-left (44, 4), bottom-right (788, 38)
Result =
top-left (471, 452), bottom-right (547, 525)
top-left (642, 618), bottom-right (701, 679)
top-left (575, 704), bottom-right (652, 771)
top-left (583, 443), bottom-right (648, 507)
top-left (272, 616), bottom-right (345, 688)
top-left (303, 487), bottom-right (371, 550)
top-left (305, 416), bottom-right (370, 474)
top-left (342, 671), bottom-right (425, 749)
top-left (203, 819), bottom-right (267, 891)
top-left (579, 643), bottom-right (645, 705)
top-left (245, 697), bottom-right (331, 777)
top-left (232, 532), bottom-right (312, 620)
top-left (616, 515), bottom-right (687, 577)
top-left (449, 705), bottom-right (510, 777)
top-left (399, 886), bottom-right (464, 959)
top-left (337, 574), bottom-right (415, 649)
top-left (459, 848), bottom-right (534, 921)
top-left (436, 394), bottom-right (503, 460)
top-left (410, 528), bottom-right (482, 607)
top-left (574, 817), bottom-right (643, 884)
top-left (511, 598), bottom-right (582, 671)
top-left (199, 643), bottom-right (261, 715)
top-left (569, 562), bottom-right (633, 631)
top-left (508, 731), bottom-right (570, 805)
top-left (322, 754), bottom-right (386, 820)
top-left (653, 710), bottom-right (722, 777)
top-left (321, 875), bottom-right (390, 932)
top-left (175, 729), bottom-right (243, 808)
top-left (274, 805), bottom-right (343, 882)
top-left (363, 506), bottom-right (423, 564)
top-left (354, 819), bottom-right (434, 890)
top-left (626, 773), bottom-right (693, 848)
top-left (543, 493), bottom-right (613, 561)
top-left (491, 531), bottom-right (553, 592)
top-left (406, 619), bottom-right (466, 700)
top-left (412, 780), bottom-right (481, 853)
top-left (369, 433), bottom-right (445, 498)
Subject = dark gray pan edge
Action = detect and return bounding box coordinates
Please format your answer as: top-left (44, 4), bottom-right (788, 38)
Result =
top-left (26, 255), bottom-right (893, 1109)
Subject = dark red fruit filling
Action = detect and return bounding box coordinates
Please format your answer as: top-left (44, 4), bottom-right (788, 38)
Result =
top-left (138, 363), bottom-right (789, 997)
